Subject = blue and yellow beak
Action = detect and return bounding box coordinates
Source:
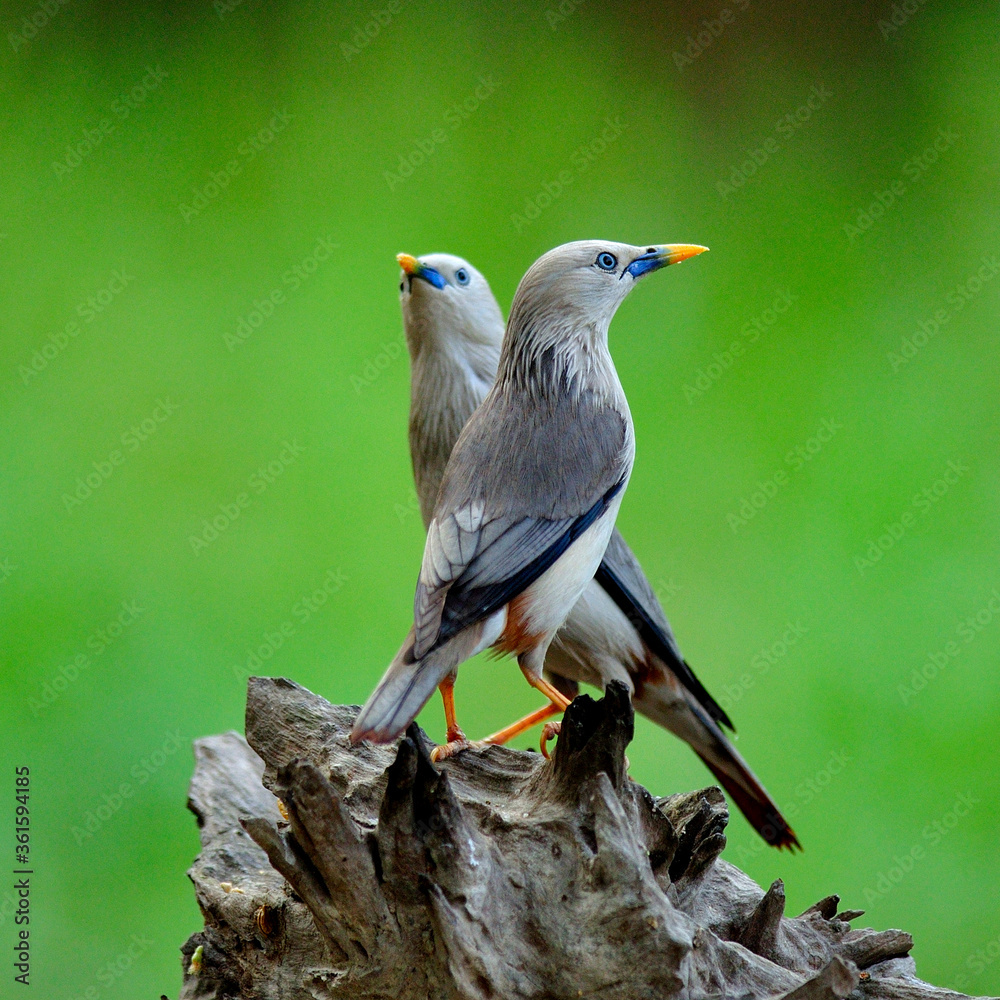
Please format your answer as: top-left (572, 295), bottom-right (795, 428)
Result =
top-left (397, 252), bottom-right (447, 290)
top-left (625, 244), bottom-right (709, 280)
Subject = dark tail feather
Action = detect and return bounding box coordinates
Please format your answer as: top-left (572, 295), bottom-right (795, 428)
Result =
top-left (634, 681), bottom-right (799, 851)
top-left (594, 561), bottom-right (734, 730)
top-left (694, 749), bottom-right (801, 851)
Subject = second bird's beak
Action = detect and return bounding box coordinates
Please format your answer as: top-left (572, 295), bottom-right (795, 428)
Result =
top-left (625, 244), bottom-right (709, 280)
top-left (397, 252), bottom-right (447, 290)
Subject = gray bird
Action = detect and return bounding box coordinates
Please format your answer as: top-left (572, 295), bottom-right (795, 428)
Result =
top-left (378, 248), bottom-right (798, 851)
top-left (351, 241), bottom-right (699, 771)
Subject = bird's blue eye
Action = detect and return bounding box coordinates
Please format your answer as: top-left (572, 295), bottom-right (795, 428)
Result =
top-left (596, 252), bottom-right (617, 271)
top-left (455, 268), bottom-right (470, 286)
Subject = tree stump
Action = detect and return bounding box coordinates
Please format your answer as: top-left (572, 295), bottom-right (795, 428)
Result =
top-left (176, 677), bottom-right (993, 1000)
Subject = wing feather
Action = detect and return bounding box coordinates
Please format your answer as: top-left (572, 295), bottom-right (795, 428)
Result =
top-left (411, 380), bottom-right (633, 661)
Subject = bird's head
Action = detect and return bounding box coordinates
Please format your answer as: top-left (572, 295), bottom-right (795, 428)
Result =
top-left (507, 240), bottom-right (708, 338)
top-left (396, 252), bottom-right (505, 360)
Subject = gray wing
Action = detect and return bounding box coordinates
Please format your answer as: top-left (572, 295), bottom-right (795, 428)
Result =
top-left (596, 528), bottom-right (734, 730)
top-left (412, 383), bottom-right (631, 660)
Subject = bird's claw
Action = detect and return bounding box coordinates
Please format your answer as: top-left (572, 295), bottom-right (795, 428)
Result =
top-left (430, 735), bottom-right (473, 762)
top-left (540, 721), bottom-right (561, 759)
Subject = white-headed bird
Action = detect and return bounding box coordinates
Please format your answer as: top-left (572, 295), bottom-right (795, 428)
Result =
top-left (351, 246), bottom-right (798, 851)
top-left (353, 243), bottom-right (698, 754)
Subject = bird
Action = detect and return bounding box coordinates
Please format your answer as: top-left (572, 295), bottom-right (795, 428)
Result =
top-left (350, 241), bottom-right (700, 776)
top-left (375, 248), bottom-right (799, 851)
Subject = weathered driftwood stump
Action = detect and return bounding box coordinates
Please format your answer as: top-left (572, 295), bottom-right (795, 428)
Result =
top-left (177, 677), bottom-right (991, 1000)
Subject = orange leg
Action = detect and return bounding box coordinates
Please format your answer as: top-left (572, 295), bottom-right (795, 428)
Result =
top-left (517, 667), bottom-right (573, 759)
top-left (439, 674), bottom-right (465, 743)
top-left (521, 667), bottom-right (573, 712)
top-left (482, 701), bottom-right (561, 746)
top-left (430, 676), bottom-right (471, 762)
top-left (431, 669), bottom-right (576, 764)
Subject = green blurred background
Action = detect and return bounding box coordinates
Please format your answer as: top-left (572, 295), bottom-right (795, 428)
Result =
top-left (2, 1), bottom-right (998, 996)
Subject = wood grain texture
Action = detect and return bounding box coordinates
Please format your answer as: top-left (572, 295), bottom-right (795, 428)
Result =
top-left (175, 677), bottom-right (995, 1000)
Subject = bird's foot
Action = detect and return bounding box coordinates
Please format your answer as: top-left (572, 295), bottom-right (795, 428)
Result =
top-left (540, 721), bottom-right (561, 759)
top-left (430, 728), bottom-right (473, 762)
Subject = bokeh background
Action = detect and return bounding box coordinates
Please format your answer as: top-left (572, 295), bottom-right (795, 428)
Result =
top-left (2, 1), bottom-right (998, 996)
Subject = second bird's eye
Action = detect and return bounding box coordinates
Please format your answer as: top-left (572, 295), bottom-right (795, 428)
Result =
top-left (455, 268), bottom-right (470, 285)
top-left (596, 252), bottom-right (617, 271)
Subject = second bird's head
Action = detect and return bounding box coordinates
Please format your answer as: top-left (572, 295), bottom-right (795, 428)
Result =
top-left (507, 240), bottom-right (708, 340)
top-left (396, 252), bottom-right (505, 360)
